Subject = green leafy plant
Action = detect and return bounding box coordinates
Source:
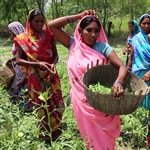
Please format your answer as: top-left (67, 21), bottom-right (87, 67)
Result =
top-left (0, 39), bottom-right (149, 150)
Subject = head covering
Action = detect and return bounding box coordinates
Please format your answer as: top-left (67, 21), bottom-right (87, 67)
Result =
top-left (139, 14), bottom-right (150, 24)
top-left (127, 20), bottom-right (140, 45)
top-left (8, 22), bottom-right (25, 36)
top-left (69, 15), bottom-right (108, 74)
top-left (25, 9), bottom-right (49, 38)
top-left (26, 9), bottom-right (36, 35)
top-left (8, 22), bottom-right (25, 55)
top-left (131, 20), bottom-right (140, 36)
top-left (73, 15), bottom-right (108, 44)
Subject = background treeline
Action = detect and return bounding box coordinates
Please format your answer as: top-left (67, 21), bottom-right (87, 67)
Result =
top-left (0, 0), bottom-right (150, 38)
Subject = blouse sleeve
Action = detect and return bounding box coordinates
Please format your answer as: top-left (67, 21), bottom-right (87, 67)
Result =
top-left (93, 42), bottom-right (113, 57)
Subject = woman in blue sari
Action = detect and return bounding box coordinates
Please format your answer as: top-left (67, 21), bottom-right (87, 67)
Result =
top-left (130, 14), bottom-right (150, 148)
top-left (122, 20), bottom-right (140, 66)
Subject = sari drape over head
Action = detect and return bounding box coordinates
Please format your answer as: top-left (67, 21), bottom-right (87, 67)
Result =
top-left (126, 20), bottom-right (140, 48)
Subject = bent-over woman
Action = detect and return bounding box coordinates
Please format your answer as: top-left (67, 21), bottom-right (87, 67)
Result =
top-left (7, 22), bottom-right (31, 110)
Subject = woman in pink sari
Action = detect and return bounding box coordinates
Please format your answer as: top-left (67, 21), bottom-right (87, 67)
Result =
top-left (14, 9), bottom-right (65, 142)
top-left (48, 10), bottom-right (128, 149)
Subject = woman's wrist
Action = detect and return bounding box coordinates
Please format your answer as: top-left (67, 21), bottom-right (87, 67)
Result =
top-left (127, 66), bottom-right (131, 71)
top-left (65, 14), bottom-right (81, 23)
top-left (66, 15), bottom-right (75, 23)
top-left (115, 80), bottom-right (123, 86)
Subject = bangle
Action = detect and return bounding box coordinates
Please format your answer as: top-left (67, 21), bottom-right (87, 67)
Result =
top-left (71, 15), bottom-right (75, 22)
top-left (115, 80), bottom-right (123, 86)
top-left (66, 15), bottom-right (75, 23)
top-left (127, 66), bottom-right (131, 70)
top-left (66, 16), bottom-right (70, 23)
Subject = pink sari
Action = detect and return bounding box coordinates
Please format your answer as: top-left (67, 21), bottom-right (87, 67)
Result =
top-left (67, 16), bottom-right (120, 150)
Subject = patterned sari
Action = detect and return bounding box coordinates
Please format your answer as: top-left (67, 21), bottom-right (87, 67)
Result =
top-left (14, 20), bottom-right (65, 140)
top-left (67, 16), bottom-right (121, 150)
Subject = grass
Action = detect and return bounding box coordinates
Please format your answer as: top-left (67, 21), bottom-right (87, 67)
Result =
top-left (0, 38), bottom-right (149, 150)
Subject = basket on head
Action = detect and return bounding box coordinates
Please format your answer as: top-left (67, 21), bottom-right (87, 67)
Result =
top-left (82, 64), bottom-right (149, 115)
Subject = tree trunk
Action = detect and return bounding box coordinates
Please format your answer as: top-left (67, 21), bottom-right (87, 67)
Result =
top-left (107, 21), bottom-right (112, 38)
top-left (130, 0), bottom-right (133, 19)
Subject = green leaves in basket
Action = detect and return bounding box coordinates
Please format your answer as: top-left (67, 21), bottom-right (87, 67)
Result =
top-left (124, 89), bottom-right (139, 95)
top-left (89, 82), bottom-right (112, 94)
top-left (89, 82), bottom-right (140, 95)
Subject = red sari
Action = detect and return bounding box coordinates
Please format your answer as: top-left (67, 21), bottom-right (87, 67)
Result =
top-left (14, 24), bottom-right (65, 140)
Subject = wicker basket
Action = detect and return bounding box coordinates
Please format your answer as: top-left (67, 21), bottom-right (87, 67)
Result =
top-left (83, 64), bottom-right (149, 115)
top-left (0, 63), bottom-right (15, 88)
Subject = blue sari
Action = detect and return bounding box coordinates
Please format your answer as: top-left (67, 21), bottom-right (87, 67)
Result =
top-left (125, 20), bottom-right (140, 65)
top-left (127, 20), bottom-right (140, 47)
top-left (132, 30), bottom-right (150, 109)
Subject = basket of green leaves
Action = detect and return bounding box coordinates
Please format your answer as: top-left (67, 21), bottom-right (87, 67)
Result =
top-left (82, 64), bottom-right (149, 115)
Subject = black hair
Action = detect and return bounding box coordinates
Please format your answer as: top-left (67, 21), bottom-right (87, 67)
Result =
top-left (128, 20), bottom-right (134, 26)
top-left (28, 9), bottom-right (46, 23)
top-left (79, 16), bottom-right (101, 30)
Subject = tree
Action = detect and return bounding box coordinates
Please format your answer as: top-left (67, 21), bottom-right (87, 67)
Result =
top-left (0, 0), bottom-right (49, 29)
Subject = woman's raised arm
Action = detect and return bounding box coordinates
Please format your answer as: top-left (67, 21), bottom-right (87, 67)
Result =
top-left (48, 10), bottom-right (96, 47)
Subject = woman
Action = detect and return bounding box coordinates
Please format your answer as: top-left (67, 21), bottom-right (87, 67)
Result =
top-left (14, 9), bottom-right (65, 141)
top-left (130, 14), bottom-right (150, 148)
top-left (7, 22), bottom-right (30, 109)
top-left (48, 10), bottom-right (128, 149)
top-left (122, 20), bottom-right (140, 67)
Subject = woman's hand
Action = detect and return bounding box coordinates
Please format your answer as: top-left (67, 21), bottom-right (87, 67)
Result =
top-left (122, 48), bottom-right (127, 55)
top-left (39, 62), bottom-right (56, 74)
top-left (79, 10), bottom-right (96, 19)
top-left (112, 81), bottom-right (124, 99)
top-left (142, 71), bottom-right (150, 82)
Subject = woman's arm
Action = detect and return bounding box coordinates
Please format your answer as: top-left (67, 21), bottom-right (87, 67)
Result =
top-left (16, 45), bottom-right (40, 68)
top-left (107, 50), bottom-right (128, 97)
top-left (16, 44), bottom-right (55, 73)
top-left (48, 10), bottom-right (96, 47)
top-left (127, 47), bottom-right (134, 70)
top-left (108, 51), bottom-right (128, 83)
top-left (51, 40), bottom-right (58, 64)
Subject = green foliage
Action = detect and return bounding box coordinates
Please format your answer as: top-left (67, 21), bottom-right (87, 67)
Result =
top-left (0, 39), bottom-right (149, 149)
top-left (116, 107), bottom-right (148, 149)
top-left (1, 0), bottom-right (150, 38)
